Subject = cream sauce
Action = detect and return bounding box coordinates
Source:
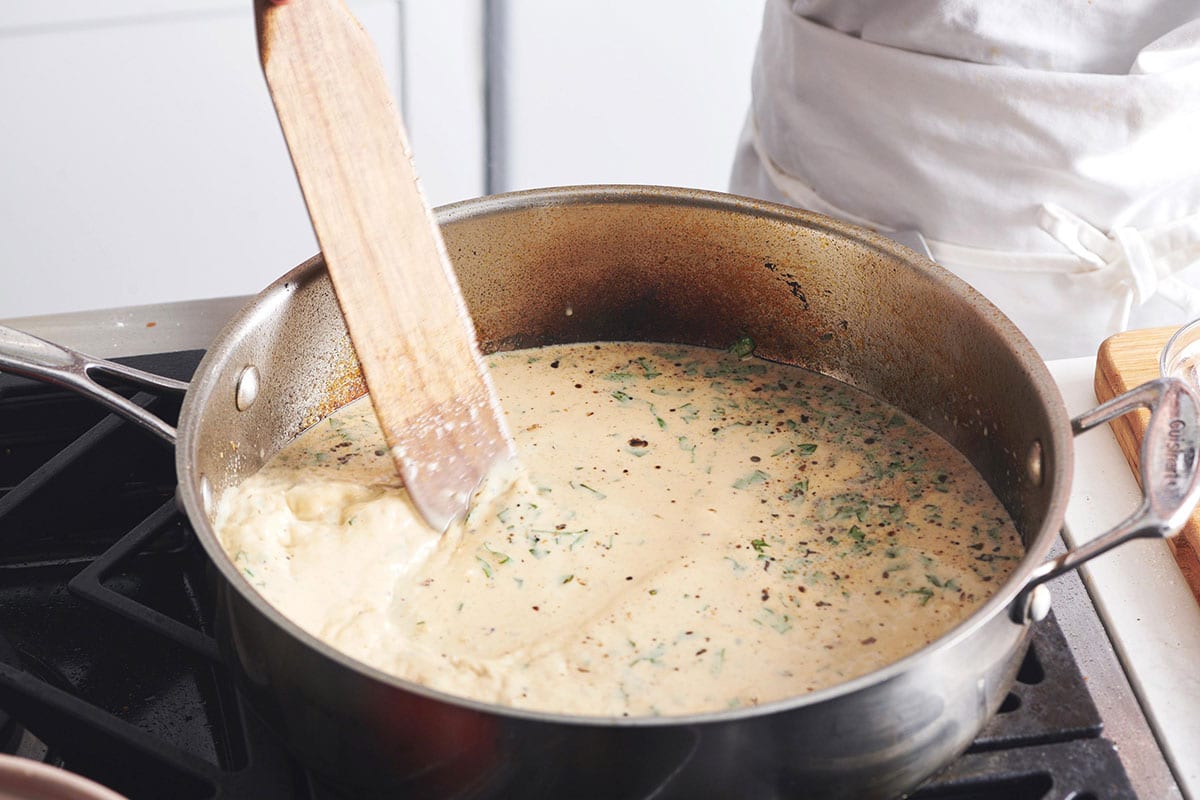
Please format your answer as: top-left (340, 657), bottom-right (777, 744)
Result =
top-left (215, 342), bottom-right (1024, 717)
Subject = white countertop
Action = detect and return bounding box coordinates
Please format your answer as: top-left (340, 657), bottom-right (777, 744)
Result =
top-left (1, 297), bottom-right (248, 359)
top-left (1051, 357), bottom-right (1200, 798)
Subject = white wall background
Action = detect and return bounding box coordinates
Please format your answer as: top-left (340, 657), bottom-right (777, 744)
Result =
top-left (0, 0), bottom-right (765, 319)
top-left (500, 1), bottom-right (765, 192)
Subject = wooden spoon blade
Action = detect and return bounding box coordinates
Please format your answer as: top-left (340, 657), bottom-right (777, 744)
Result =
top-left (255, 0), bottom-right (514, 530)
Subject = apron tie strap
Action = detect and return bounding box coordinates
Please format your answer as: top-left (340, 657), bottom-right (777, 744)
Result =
top-left (1036, 203), bottom-right (1110, 269)
top-left (747, 111), bottom-right (1200, 327)
top-left (1038, 202), bottom-right (1200, 318)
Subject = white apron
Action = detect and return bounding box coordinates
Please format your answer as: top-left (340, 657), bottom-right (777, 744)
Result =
top-left (731, 0), bottom-right (1200, 359)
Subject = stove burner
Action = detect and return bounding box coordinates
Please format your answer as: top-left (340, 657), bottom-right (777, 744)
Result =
top-left (0, 351), bottom-right (1140, 799)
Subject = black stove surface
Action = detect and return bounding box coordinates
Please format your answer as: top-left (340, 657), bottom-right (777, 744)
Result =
top-left (0, 352), bottom-right (1136, 799)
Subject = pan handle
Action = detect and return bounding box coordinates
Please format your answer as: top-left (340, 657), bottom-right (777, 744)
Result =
top-left (1011, 376), bottom-right (1200, 622)
top-left (0, 324), bottom-right (188, 444)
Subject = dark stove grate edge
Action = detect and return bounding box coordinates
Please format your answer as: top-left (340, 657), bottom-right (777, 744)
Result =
top-left (68, 500), bottom-right (222, 663)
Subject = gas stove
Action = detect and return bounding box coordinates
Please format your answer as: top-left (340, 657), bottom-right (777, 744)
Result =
top-left (0, 300), bottom-right (1194, 799)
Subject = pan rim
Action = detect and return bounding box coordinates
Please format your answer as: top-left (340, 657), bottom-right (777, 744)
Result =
top-left (176, 184), bottom-right (1072, 727)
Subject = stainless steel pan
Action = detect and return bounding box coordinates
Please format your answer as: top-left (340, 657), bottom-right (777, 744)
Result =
top-left (3, 186), bottom-right (1198, 799)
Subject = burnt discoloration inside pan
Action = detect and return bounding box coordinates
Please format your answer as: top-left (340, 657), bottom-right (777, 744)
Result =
top-left (191, 188), bottom-right (1064, 555)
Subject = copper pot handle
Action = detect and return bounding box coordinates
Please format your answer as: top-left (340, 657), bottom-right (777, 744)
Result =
top-left (1012, 376), bottom-right (1200, 622)
top-left (0, 324), bottom-right (188, 444)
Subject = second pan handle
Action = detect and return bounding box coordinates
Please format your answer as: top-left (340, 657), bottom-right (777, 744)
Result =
top-left (0, 324), bottom-right (189, 444)
top-left (1011, 376), bottom-right (1200, 622)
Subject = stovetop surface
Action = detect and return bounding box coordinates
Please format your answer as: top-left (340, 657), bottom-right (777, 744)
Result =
top-left (0, 351), bottom-right (1139, 799)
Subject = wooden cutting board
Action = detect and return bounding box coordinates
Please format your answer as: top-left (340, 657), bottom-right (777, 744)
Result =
top-left (1094, 326), bottom-right (1200, 605)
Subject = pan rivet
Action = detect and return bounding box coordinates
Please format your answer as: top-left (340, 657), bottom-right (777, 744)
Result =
top-left (200, 475), bottom-right (213, 516)
top-left (236, 365), bottom-right (260, 411)
top-left (1027, 585), bottom-right (1052, 622)
top-left (1026, 440), bottom-right (1044, 487)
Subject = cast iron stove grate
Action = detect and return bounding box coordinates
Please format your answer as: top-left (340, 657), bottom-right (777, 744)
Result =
top-left (0, 352), bottom-right (1135, 799)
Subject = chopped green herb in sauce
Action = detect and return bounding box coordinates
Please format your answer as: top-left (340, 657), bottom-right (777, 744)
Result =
top-left (216, 341), bottom-right (1023, 718)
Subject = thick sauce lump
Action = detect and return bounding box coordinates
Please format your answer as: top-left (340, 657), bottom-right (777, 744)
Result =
top-left (215, 342), bottom-right (1024, 716)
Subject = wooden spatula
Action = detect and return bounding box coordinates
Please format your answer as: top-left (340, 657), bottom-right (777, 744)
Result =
top-left (254, 0), bottom-right (514, 530)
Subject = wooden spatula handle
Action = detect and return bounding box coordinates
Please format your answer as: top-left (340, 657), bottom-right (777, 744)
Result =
top-left (256, 0), bottom-right (513, 529)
